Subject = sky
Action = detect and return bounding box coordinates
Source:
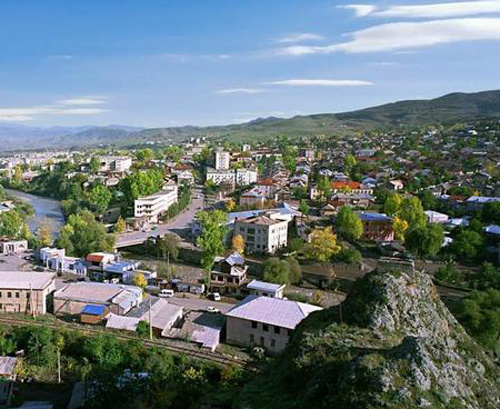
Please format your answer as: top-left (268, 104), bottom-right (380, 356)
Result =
top-left (0, 0), bottom-right (500, 128)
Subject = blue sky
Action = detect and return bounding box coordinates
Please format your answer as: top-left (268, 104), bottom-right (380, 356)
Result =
top-left (1, 0), bottom-right (500, 127)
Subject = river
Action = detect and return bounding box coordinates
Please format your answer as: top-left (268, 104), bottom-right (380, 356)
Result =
top-left (5, 188), bottom-right (65, 235)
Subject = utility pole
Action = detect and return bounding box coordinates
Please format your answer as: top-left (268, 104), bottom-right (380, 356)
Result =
top-left (57, 349), bottom-right (61, 384)
top-left (149, 297), bottom-right (153, 340)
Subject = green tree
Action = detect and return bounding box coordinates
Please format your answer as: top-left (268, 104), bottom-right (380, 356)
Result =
top-left (383, 192), bottom-right (402, 216)
top-left (157, 233), bottom-right (180, 265)
top-left (196, 210), bottom-right (228, 273)
top-left (405, 224), bottom-right (444, 258)
top-left (263, 258), bottom-right (290, 285)
top-left (317, 177), bottom-right (331, 201)
top-left (285, 257), bottom-right (302, 284)
top-left (448, 230), bottom-right (483, 260)
top-left (136, 321), bottom-right (150, 338)
top-left (400, 196), bottom-right (427, 229)
top-left (392, 216), bottom-right (409, 241)
top-left (299, 199), bottom-right (309, 219)
top-left (119, 169), bottom-right (164, 206)
top-left (418, 190), bottom-right (437, 210)
top-left (89, 157), bottom-right (101, 174)
top-left (482, 202), bottom-right (500, 224)
top-left (115, 216), bottom-right (127, 233)
top-left (336, 206), bottom-right (363, 241)
top-left (344, 154), bottom-right (357, 175)
top-left (0, 210), bottom-right (21, 238)
top-left (83, 334), bottom-right (124, 368)
top-left (89, 184), bottom-right (112, 215)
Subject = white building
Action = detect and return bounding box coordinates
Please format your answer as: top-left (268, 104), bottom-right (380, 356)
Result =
top-left (40, 247), bottom-right (87, 276)
top-left (134, 188), bottom-right (178, 223)
top-left (215, 148), bottom-right (230, 170)
top-left (100, 156), bottom-right (133, 173)
top-left (247, 280), bottom-right (285, 298)
top-left (206, 168), bottom-right (257, 186)
top-left (233, 212), bottom-right (288, 254)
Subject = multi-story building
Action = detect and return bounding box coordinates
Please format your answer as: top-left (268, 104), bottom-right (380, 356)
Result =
top-left (225, 295), bottom-right (322, 353)
top-left (99, 156), bottom-right (133, 173)
top-left (233, 212), bottom-right (288, 254)
top-left (357, 212), bottom-right (394, 242)
top-left (214, 148), bottom-right (230, 170)
top-left (206, 168), bottom-right (257, 186)
top-left (210, 252), bottom-right (248, 294)
top-left (40, 247), bottom-right (88, 276)
top-left (0, 272), bottom-right (56, 315)
top-left (134, 188), bottom-right (178, 223)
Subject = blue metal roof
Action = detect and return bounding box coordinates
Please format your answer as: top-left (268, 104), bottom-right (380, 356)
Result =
top-left (357, 212), bottom-right (392, 222)
top-left (81, 304), bottom-right (106, 316)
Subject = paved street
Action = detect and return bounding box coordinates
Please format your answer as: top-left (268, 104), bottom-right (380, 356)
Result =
top-left (167, 295), bottom-right (234, 313)
top-left (115, 187), bottom-right (204, 248)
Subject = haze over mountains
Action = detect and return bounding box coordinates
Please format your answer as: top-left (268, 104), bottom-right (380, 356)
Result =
top-left (1, 89), bottom-right (500, 151)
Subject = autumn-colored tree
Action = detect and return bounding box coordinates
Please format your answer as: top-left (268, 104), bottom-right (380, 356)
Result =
top-left (37, 218), bottom-right (53, 247)
top-left (305, 227), bottom-right (341, 262)
top-left (115, 217), bottom-right (127, 233)
top-left (232, 234), bottom-right (245, 254)
top-left (392, 216), bottom-right (409, 241)
top-left (132, 273), bottom-right (148, 288)
top-left (226, 199), bottom-right (236, 212)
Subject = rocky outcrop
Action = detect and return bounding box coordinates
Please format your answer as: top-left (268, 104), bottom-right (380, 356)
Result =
top-left (241, 268), bottom-right (500, 409)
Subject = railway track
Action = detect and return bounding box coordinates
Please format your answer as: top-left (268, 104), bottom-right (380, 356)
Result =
top-left (0, 316), bottom-right (252, 369)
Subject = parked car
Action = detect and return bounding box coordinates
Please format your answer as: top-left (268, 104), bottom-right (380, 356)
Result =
top-left (158, 289), bottom-right (174, 298)
top-left (209, 292), bottom-right (221, 301)
top-left (206, 306), bottom-right (220, 313)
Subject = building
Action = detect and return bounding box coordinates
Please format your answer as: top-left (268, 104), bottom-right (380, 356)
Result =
top-left (234, 213), bottom-right (288, 254)
top-left (210, 252), bottom-right (248, 294)
top-left (40, 248), bottom-right (87, 276)
top-left (134, 188), bottom-right (178, 223)
top-left (100, 156), bottom-right (133, 173)
top-left (126, 297), bottom-right (183, 337)
top-left (357, 212), bottom-right (394, 242)
top-left (53, 282), bottom-right (143, 316)
top-left (225, 296), bottom-right (322, 353)
top-left (206, 168), bottom-right (257, 186)
top-left (0, 239), bottom-right (28, 255)
top-left (0, 357), bottom-right (19, 407)
top-left (425, 210), bottom-right (449, 224)
top-left (309, 180), bottom-right (373, 200)
top-left (86, 252), bottom-right (119, 280)
top-left (215, 148), bottom-right (230, 170)
top-left (80, 304), bottom-right (107, 325)
top-left (0, 272), bottom-right (56, 315)
top-left (247, 280), bottom-right (285, 299)
top-left (176, 170), bottom-right (194, 185)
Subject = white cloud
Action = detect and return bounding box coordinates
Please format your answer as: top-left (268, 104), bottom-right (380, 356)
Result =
top-left (341, 1), bottom-right (500, 19)
top-left (57, 97), bottom-right (107, 106)
top-left (267, 79), bottom-right (373, 87)
top-left (276, 33), bottom-right (324, 43)
top-left (214, 88), bottom-right (265, 94)
top-left (53, 108), bottom-right (108, 115)
top-left (277, 18), bottom-right (500, 54)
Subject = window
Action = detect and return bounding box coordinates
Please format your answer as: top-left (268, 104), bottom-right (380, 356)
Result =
top-left (26, 293), bottom-right (30, 299)
top-left (263, 324), bottom-right (269, 332)
top-left (260, 337), bottom-right (265, 347)
top-left (271, 339), bottom-right (276, 348)
top-left (0, 292), bottom-right (2, 298)
top-left (250, 334), bottom-right (254, 345)
top-left (7, 292), bottom-right (11, 298)
top-left (287, 329), bottom-right (292, 337)
top-left (248, 228), bottom-right (255, 234)
top-left (15, 292), bottom-right (19, 298)
top-left (251, 321), bottom-right (257, 329)
top-left (274, 326), bottom-right (280, 334)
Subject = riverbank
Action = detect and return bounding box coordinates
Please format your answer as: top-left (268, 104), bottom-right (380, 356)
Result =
top-left (4, 188), bottom-right (65, 235)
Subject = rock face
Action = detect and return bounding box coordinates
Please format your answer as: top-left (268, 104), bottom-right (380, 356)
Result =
top-left (241, 269), bottom-right (500, 409)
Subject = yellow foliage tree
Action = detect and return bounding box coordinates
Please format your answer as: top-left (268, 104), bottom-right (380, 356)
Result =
top-left (232, 234), bottom-right (245, 254)
top-left (393, 216), bottom-right (409, 241)
top-left (305, 227), bottom-right (341, 262)
top-left (132, 273), bottom-right (148, 288)
top-left (225, 200), bottom-right (236, 211)
top-left (37, 218), bottom-right (53, 247)
top-left (115, 217), bottom-right (127, 233)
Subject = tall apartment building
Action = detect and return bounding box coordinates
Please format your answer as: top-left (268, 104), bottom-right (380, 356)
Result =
top-left (206, 168), bottom-right (257, 186)
top-left (215, 148), bottom-right (230, 170)
top-left (233, 212), bottom-right (288, 254)
top-left (134, 188), bottom-right (178, 223)
top-left (0, 272), bottom-right (56, 315)
top-left (99, 156), bottom-right (133, 173)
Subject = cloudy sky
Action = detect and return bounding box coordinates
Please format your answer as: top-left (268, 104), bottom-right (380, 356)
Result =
top-left (0, 0), bottom-right (499, 127)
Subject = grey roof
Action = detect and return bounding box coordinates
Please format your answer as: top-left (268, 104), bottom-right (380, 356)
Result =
top-left (247, 279), bottom-right (285, 293)
top-left (225, 295), bottom-right (322, 330)
top-left (0, 356), bottom-right (18, 375)
top-left (0, 272), bottom-right (55, 290)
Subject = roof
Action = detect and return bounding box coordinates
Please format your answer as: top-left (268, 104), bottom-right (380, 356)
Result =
top-left (357, 212), bottom-right (392, 222)
top-left (236, 214), bottom-right (285, 226)
top-left (224, 252), bottom-right (245, 266)
top-left (225, 295), bottom-right (322, 330)
top-left (331, 181), bottom-right (361, 190)
top-left (86, 253), bottom-right (108, 263)
top-left (81, 304), bottom-right (106, 316)
top-left (54, 282), bottom-right (141, 305)
top-left (0, 272), bottom-right (55, 290)
top-left (106, 314), bottom-right (140, 331)
top-left (247, 280), bottom-right (285, 293)
top-left (466, 196), bottom-right (500, 204)
top-left (128, 297), bottom-right (183, 330)
top-left (0, 356), bottom-right (18, 375)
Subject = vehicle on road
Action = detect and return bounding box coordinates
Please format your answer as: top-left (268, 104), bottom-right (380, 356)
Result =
top-left (206, 306), bottom-right (220, 313)
top-left (159, 289), bottom-right (174, 298)
top-left (208, 292), bottom-right (221, 301)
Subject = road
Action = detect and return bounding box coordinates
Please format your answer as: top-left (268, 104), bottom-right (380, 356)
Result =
top-left (115, 187), bottom-right (204, 248)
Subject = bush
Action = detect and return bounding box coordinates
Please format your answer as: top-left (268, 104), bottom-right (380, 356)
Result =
top-left (333, 248), bottom-right (362, 264)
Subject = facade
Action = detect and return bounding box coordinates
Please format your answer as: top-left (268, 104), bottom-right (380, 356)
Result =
top-left (234, 213), bottom-right (288, 254)
top-left (247, 280), bottom-right (285, 298)
top-left (206, 168), bottom-right (257, 186)
top-left (225, 296), bottom-right (322, 353)
top-left (357, 212), bottom-right (394, 242)
top-left (40, 248), bottom-right (87, 276)
top-left (0, 272), bottom-right (56, 315)
top-left (214, 149), bottom-right (230, 170)
top-left (134, 188), bottom-right (178, 223)
top-left (100, 156), bottom-right (132, 173)
top-left (210, 252), bottom-right (248, 294)
top-left (0, 239), bottom-right (28, 255)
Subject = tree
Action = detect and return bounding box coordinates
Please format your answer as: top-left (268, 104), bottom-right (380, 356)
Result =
top-left (344, 154), bottom-right (357, 175)
top-left (400, 196), bottom-right (427, 229)
top-left (115, 217), bottom-right (127, 233)
top-left (418, 190), bottom-right (437, 210)
top-left (133, 273), bottom-right (148, 288)
top-left (383, 192), bottom-right (402, 216)
top-left (392, 216), bottom-right (409, 241)
top-left (455, 289), bottom-right (500, 350)
top-left (157, 233), bottom-right (180, 265)
top-left (89, 157), bottom-right (101, 174)
top-left (475, 262), bottom-right (500, 290)
top-left (231, 234), bottom-right (245, 254)
top-left (136, 148), bottom-right (155, 163)
top-left (136, 321), bottom-right (150, 338)
top-left (405, 224), bottom-right (444, 258)
top-left (119, 169), bottom-right (164, 206)
top-left (262, 258), bottom-right (290, 285)
top-left (448, 230), bottom-right (483, 260)
top-left (285, 257), bottom-right (302, 284)
top-left (317, 177), bottom-right (331, 201)
top-left (336, 206), bottom-right (363, 241)
top-left (299, 199), bottom-right (309, 219)
top-left (89, 184), bottom-right (112, 215)
top-left (225, 199), bottom-right (236, 212)
top-left (196, 210), bottom-right (228, 272)
top-left (37, 218), bottom-right (53, 247)
top-left (305, 227), bottom-right (341, 262)
top-left (482, 202), bottom-right (500, 224)
top-left (0, 210), bottom-right (21, 238)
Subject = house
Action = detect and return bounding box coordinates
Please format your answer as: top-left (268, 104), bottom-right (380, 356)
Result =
top-left (0, 239), bottom-right (28, 255)
top-left (233, 213), bottom-right (288, 254)
top-left (127, 297), bottom-right (183, 337)
top-left (309, 180), bottom-right (373, 200)
top-left (86, 252), bottom-right (119, 280)
top-left (239, 188), bottom-right (268, 208)
top-left (99, 156), bottom-right (132, 173)
top-left (225, 296), bottom-right (322, 353)
top-left (40, 248), bottom-right (87, 276)
top-left (176, 170), bottom-right (194, 185)
top-left (247, 280), bottom-right (285, 299)
top-left (210, 252), bottom-right (248, 294)
top-left (53, 282), bottom-right (143, 317)
top-left (206, 168), bottom-right (257, 186)
top-left (357, 212), bottom-right (394, 242)
top-left (134, 188), bottom-right (178, 223)
top-left (80, 304), bottom-right (107, 325)
top-left (0, 357), bottom-right (19, 407)
top-left (0, 272), bottom-right (56, 315)
top-left (425, 210), bottom-right (449, 224)
top-left (389, 180), bottom-right (404, 191)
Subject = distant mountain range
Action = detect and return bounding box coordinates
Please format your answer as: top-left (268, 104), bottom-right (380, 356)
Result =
top-left (1, 90), bottom-right (499, 151)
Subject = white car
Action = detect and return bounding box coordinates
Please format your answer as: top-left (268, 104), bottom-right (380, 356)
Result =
top-left (158, 289), bottom-right (174, 298)
top-left (206, 306), bottom-right (220, 313)
top-left (210, 292), bottom-right (221, 301)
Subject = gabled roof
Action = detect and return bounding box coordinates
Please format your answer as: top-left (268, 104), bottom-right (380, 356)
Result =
top-left (225, 295), bottom-right (322, 330)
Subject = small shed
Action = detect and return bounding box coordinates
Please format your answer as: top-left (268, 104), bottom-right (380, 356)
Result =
top-left (80, 304), bottom-right (107, 325)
